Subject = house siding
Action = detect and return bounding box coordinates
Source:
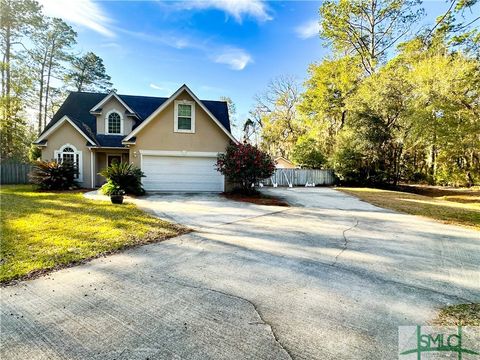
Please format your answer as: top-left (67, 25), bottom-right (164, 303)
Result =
top-left (40, 121), bottom-right (92, 188)
top-left (95, 97), bottom-right (135, 135)
top-left (276, 158), bottom-right (296, 169)
top-left (128, 90), bottom-right (230, 168)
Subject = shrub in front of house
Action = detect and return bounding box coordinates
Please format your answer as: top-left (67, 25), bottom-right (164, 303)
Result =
top-left (216, 142), bottom-right (276, 194)
top-left (99, 162), bottom-right (145, 196)
top-left (29, 160), bottom-right (78, 190)
top-left (28, 144), bottom-right (42, 162)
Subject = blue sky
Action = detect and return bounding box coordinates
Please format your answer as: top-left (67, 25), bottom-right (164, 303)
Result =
top-left (38, 0), bottom-right (478, 126)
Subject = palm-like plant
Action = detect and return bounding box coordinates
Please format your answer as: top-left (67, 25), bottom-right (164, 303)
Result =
top-left (29, 160), bottom-right (78, 190)
top-left (99, 162), bottom-right (145, 195)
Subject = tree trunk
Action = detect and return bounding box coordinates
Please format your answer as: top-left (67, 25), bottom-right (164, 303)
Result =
top-left (430, 144), bottom-right (437, 183)
top-left (44, 38), bottom-right (56, 129)
top-left (370, 0), bottom-right (376, 61)
top-left (340, 110), bottom-right (346, 130)
top-left (4, 20), bottom-right (12, 156)
top-left (394, 144), bottom-right (403, 186)
top-left (38, 54), bottom-right (46, 134)
top-left (430, 116), bottom-right (438, 184)
top-left (1, 51), bottom-right (5, 98)
top-left (77, 65), bottom-right (86, 91)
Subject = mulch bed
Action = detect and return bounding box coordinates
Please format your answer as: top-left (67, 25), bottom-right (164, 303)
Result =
top-left (36, 187), bottom-right (92, 194)
top-left (222, 193), bottom-right (290, 207)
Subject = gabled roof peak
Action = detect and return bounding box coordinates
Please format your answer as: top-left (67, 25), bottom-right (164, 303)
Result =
top-left (89, 91), bottom-right (138, 117)
top-left (123, 84), bottom-right (236, 143)
top-left (35, 115), bottom-right (97, 146)
top-left (35, 87), bottom-right (233, 148)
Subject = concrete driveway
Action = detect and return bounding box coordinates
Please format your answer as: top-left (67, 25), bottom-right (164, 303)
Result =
top-left (1, 188), bottom-right (479, 359)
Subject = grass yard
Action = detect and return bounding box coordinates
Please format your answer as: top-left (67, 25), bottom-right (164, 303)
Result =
top-left (337, 187), bottom-right (480, 230)
top-left (432, 303), bottom-right (480, 326)
top-left (0, 185), bottom-right (183, 284)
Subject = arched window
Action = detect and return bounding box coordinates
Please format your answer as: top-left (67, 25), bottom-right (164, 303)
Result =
top-left (54, 144), bottom-right (83, 181)
top-left (106, 111), bottom-right (122, 134)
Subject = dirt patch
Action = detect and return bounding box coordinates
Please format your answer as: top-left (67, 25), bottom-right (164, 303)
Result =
top-left (222, 193), bottom-right (290, 207)
top-left (431, 303), bottom-right (480, 326)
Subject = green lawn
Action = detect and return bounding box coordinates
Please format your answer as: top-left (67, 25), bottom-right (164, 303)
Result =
top-left (432, 303), bottom-right (480, 326)
top-left (337, 187), bottom-right (480, 230)
top-left (0, 185), bottom-right (183, 283)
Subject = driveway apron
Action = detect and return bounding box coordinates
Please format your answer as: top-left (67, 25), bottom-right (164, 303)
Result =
top-left (1, 188), bottom-right (479, 359)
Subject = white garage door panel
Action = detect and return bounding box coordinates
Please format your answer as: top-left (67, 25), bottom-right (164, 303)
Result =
top-left (142, 155), bottom-right (224, 192)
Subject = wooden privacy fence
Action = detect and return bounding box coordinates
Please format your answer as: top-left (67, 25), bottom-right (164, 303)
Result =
top-left (0, 163), bottom-right (32, 184)
top-left (262, 169), bottom-right (335, 187)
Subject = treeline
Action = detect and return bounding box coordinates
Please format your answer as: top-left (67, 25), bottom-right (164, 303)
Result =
top-left (1, 0), bottom-right (113, 162)
top-left (248, 0), bottom-right (480, 186)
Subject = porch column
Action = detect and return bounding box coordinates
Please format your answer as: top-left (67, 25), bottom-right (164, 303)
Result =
top-left (90, 150), bottom-right (95, 188)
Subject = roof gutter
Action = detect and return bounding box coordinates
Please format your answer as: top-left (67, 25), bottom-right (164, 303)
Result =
top-left (87, 146), bottom-right (129, 150)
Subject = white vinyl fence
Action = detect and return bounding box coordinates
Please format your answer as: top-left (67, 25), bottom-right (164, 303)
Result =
top-left (262, 169), bottom-right (335, 187)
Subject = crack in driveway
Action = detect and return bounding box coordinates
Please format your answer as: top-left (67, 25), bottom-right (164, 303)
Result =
top-left (160, 276), bottom-right (294, 360)
top-left (215, 207), bottom-right (292, 228)
top-left (332, 219), bottom-right (359, 266)
top-left (176, 212), bottom-right (476, 305)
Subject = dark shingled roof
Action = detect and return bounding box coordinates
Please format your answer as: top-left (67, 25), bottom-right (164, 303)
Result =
top-left (94, 135), bottom-right (125, 148)
top-left (40, 91), bottom-right (231, 148)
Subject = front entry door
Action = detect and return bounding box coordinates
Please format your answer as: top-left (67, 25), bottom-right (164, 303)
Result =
top-left (107, 155), bottom-right (122, 166)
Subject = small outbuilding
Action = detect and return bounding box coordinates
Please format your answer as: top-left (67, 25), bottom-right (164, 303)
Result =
top-left (274, 156), bottom-right (297, 169)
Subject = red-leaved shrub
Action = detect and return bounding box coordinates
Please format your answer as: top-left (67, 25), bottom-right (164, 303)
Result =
top-left (216, 142), bottom-right (276, 194)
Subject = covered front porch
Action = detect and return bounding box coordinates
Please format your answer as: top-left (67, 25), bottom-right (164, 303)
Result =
top-left (91, 148), bottom-right (130, 188)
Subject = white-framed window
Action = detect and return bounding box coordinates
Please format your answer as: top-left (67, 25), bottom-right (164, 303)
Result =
top-left (105, 110), bottom-right (123, 135)
top-left (174, 100), bottom-right (195, 133)
top-left (54, 144), bottom-right (83, 182)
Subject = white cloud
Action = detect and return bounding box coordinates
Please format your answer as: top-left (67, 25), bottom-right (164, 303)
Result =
top-left (149, 83), bottom-right (164, 90)
top-left (295, 19), bottom-right (320, 39)
top-left (178, 0), bottom-right (272, 22)
top-left (38, 0), bottom-right (115, 37)
top-left (149, 81), bottom-right (179, 94)
top-left (214, 47), bottom-right (253, 70)
top-left (119, 27), bottom-right (253, 71)
top-left (115, 27), bottom-right (201, 51)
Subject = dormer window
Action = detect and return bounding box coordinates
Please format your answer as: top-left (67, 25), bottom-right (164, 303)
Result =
top-left (174, 100), bottom-right (195, 133)
top-left (106, 110), bottom-right (123, 135)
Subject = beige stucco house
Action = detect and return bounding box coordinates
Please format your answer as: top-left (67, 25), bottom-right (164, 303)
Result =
top-left (274, 157), bottom-right (297, 169)
top-left (34, 85), bottom-right (236, 192)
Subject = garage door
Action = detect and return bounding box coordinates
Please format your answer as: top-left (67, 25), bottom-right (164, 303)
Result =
top-left (141, 155), bottom-right (224, 192)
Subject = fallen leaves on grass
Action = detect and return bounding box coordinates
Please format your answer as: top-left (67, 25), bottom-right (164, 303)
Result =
top-left (432, 303), bottom-right (480, 326)
top-left (337, 187), bottom-right (479, 230)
